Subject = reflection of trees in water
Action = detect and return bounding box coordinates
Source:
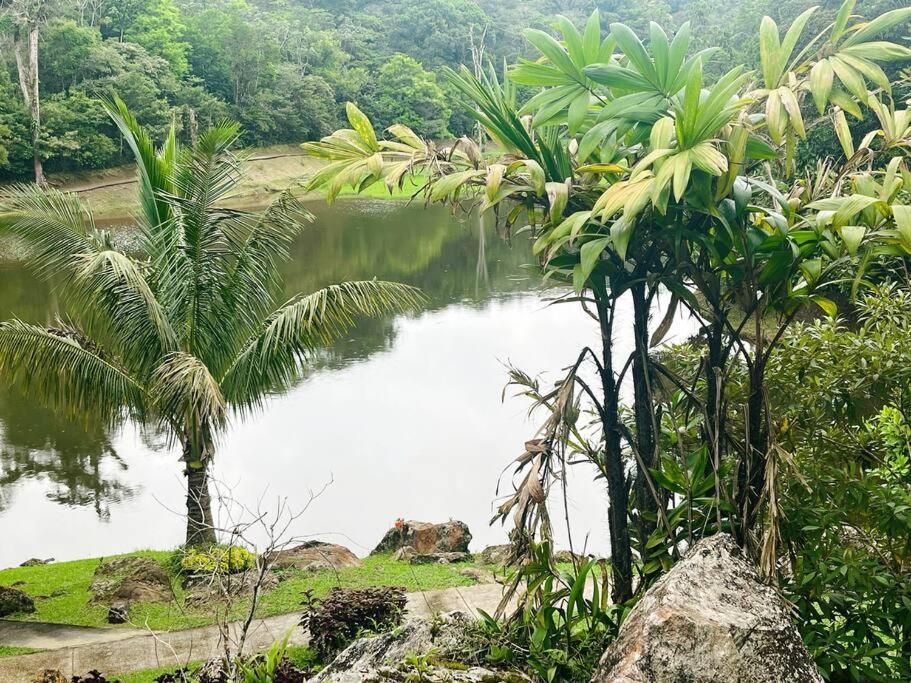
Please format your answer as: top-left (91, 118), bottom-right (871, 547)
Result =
top-left (286, 202), bottom-right (540, 371)
top-left (0, 202), bottom-right (543, 516)
top-left (0, 388), bottom-right (134, 519)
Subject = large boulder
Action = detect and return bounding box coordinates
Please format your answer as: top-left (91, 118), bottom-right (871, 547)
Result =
top-left (373, 520), bottom-right (471, 555)
top-left (592, 534), bottom-right (822, 683)
top-left (268, 541), bottom-right (362, 572)
top-left (89, 556), bottom-right (174, 605)
top-left (311, 612), bottom-right (529, 683)
top-left (0, 585), bottom-right (35, 617)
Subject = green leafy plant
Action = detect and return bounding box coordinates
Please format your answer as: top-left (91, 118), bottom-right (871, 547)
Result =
top-left (178, 545), bottom-right (256, 576)
top-left (300, 586), bottom-right (407, 660)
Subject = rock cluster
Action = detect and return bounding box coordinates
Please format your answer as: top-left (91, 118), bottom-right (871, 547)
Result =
top-left (592, 534), bottom-right (823, 683)
top-left (0, 584), bottom-right (35, 617)
top-left (373, 520), bottom-right (471, 555)
top-left (311, 611), bottom-right (529, 683)
top-left (89, 556), bottom-right (174, 623)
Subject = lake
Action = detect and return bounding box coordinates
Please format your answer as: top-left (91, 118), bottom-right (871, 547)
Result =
top-left (0, 199), bottom-right (697, 568)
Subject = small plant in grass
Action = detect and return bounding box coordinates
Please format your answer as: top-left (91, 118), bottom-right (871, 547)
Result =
top-left (300, 586), bottom-right (407, 659)
top-left (176, 545), bottom-right (256, 576)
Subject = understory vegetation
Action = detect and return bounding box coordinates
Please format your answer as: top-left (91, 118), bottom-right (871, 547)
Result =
top-left (305, 0), bottom-right (911, 679)
top-left (0, 551), bottom-right (484, 632)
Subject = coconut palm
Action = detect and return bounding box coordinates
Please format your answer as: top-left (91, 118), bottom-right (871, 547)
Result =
top-left (0, 98), bottom-right (423, 545)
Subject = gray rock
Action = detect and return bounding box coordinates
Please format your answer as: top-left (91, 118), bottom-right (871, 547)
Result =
top-left (592, 534), bottom-right (823, 683)
top-left (19, 558), bottom-right (54, 567)
top-left (311, 612), bottom-right (529, 683)
top-left (267, 541), bottom-right (362, 572)
top-left (392, 545), bottom-right (416, 561)
top-left (373, 520), bottom-right (471, 555)
top-left (460, 567), bottom-right (494, 583)
top-left (107, 600), bottom-right (130, 624)
top-left (0, 585), bottom-right (35, 617)
top-left (409, 552), bottom-right (472, 565)
top-left (477, 544), bottom-right (512, 565)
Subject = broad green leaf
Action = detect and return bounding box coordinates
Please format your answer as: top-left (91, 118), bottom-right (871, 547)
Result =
top-left (525, 29), bottom-right (580, 80)
top-left (831, 0), bottom-right (856, 43)
top-left (811, 295), bottom-right (838, 317)
top-left (893, 205), bottom-right (911, 246)
top-left (610, 216), bottom-right (634, 259)
top-left (486, 164), bottom-right (506, 202)
top-left (809, 60), bottom-right (834, 113)
top-left (580, 236), bottom-right (611, 280)
top-left (833, 109), bottom-right (854, 157)
top-left (672, 152), bottom-right (693, 200)
top-left (841, 42), bottom-right (911, 61)
top-left (840, 225), bottom-right (866, 255)
top-left (582, 10), bottom-right (602, 62)
top-left (345, 103), bottom-right (378, 152)
top-left (611, 23), bottom-right (659, 85)
top-left (843, 7), bottom-right (911, 47)
top-left (547, 181), bottom-right (570, 223)
top-left (829, 87), bottom-right (862, 119)
top-left (568, 91), bottom-right (591, 134)
top-left (830, 57), bottom-right (868, 100)
top-left (759, 16), bottom-right (781, 86)
top-left (778, 87), bottom-right (806, 138)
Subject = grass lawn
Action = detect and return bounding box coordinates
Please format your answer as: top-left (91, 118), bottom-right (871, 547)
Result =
top-left (0, 550), bottom-right (489, 632)
top-left (0, 646), bottom-right (42, 658)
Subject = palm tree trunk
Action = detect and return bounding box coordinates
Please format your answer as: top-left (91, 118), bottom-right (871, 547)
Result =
top-left (183, 441), bottom-right (216, 546)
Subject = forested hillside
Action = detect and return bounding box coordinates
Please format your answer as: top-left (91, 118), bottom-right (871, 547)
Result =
top-left (0, 0), bottom-right (904, 180)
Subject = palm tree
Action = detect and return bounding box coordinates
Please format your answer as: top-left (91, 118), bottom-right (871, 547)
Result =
top-left (0, 98), bottom-right (423, 545)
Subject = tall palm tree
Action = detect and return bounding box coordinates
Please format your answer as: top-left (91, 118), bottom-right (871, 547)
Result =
top-left (0, 98), bottom-right (422, 545)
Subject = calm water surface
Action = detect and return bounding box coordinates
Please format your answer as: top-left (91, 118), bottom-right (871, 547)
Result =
top-left (0, 200), bottom-right (695, 567)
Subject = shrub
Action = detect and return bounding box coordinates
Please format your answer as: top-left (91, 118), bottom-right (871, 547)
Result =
top-left (177, 545), bottom-right (257, 576)
top-left (300, 586), bottom-right (407, 659)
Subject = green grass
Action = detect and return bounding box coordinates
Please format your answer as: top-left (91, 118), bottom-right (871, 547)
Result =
top-left (113, 662), bottom-right (202, 683)
top-left (0, 550), bottom-right (488, 632)
top-left (0, 646), bottom-right (41, 658)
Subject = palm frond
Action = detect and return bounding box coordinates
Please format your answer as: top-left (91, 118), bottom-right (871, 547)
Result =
top-left (152, 352), bottom-right (227, 433)
top-left (208, 193), bottom-right (314, 374)
top-left (0, 319), bottom-right (145, 426)
top-left (102, 94), bottom-right (176, 237)
top-left (74, 250), bottom-right (179, 376)
top-left (0, 184), bottom-right (99, 280)
top-left (220, 281), bottom-right (424, 411)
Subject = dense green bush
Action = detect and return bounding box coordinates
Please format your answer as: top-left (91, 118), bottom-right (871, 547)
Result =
top-left (177, 545), bottom-right (257, 576)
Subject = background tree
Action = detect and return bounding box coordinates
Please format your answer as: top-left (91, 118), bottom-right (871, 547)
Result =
top-left (2, 0), bottom-right (52, 183)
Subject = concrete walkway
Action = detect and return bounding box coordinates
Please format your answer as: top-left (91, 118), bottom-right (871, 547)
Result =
top-left (0, 583), bottom-right (506, 682)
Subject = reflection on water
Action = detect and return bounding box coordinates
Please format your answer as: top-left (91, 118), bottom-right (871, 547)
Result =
top-left (0, 200), bottom-right (696, 567)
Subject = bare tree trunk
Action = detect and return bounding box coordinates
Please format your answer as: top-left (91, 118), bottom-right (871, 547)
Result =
top-left (187, 107), bottom-right (198, 149)
top-left (14, 24), bottom-right (44, 185)
top-left (596, 291), bottom-right (634, 604)
top-left (184, 441), bottom-right (216, 546)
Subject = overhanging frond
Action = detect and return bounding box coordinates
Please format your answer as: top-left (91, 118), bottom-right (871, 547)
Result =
top-left (0, 184), bottom-right (99, 280)
top-left (0, 320), bottom-right (145, 426)
top-left (220, 281), bottom-right (424, 410)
